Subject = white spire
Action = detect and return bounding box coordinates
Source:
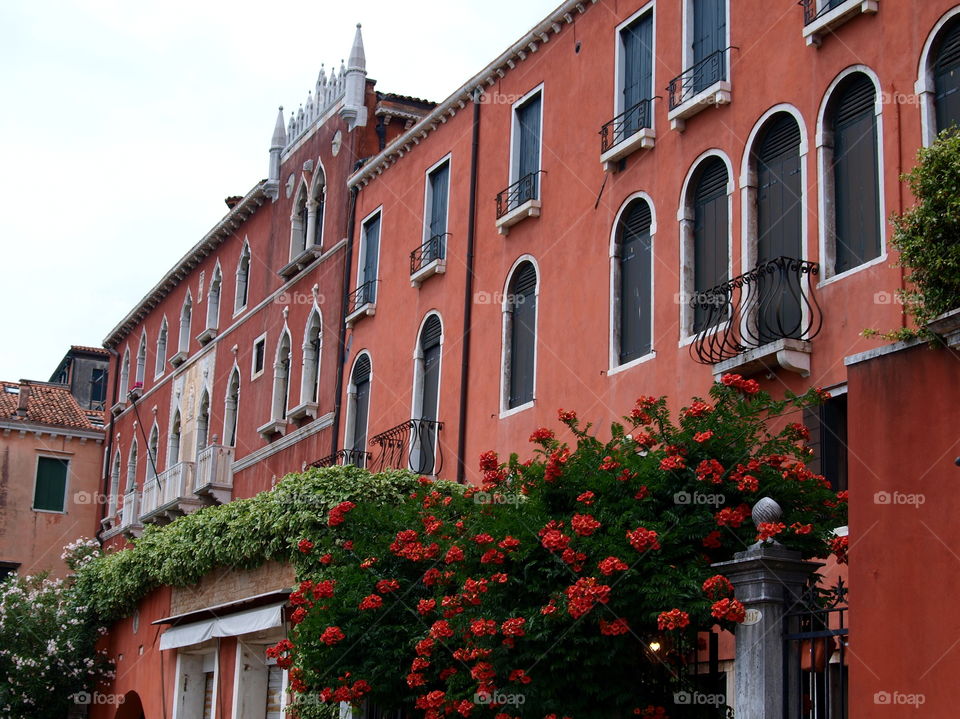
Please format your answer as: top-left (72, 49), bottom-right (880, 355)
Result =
top-left (266, 106), bottom-right (286, 200)
top-left (340, 23), bottom-right (368, 130)
top-left (270, 106), bottom-right (286, 149)
top-left (348, 23), bottom-right (365, 72)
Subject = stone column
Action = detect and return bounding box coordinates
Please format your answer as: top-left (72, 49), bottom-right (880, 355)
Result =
top-left (712, 543), bottom-right (822, 719)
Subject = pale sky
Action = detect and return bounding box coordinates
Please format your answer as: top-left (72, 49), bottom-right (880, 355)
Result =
top-left (0, 0), bottom-right (558, 382)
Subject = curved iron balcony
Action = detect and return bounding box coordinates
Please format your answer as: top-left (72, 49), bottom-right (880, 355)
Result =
top-left (410, 233), bottom-right (449, 274)
top-left (311, 449), bottom-right (371, 469)
top-left (370, 418), bottom-right (444, 476)
top-left (496, 171), bottom-right (543, 219)
top-left (690, 256), bottom-right (823, 365)
top-left (667, 48), bottom-right (731, 111)
top-left (600, 98), bottom-right (653, 153)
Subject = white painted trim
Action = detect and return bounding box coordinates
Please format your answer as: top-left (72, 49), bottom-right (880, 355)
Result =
top-left (357, 207), bottom-right (384, 290)
top-left (251, 332), bottom-right (268, 380)
top-left (677, 149), bottom-right (736, 343)
top-left (917, 6), bottom-right (960, 147)
top-left (609, 191), bottom-right (657, 371)
top-left (499, 400), bottom-right (534, 419)
top-left (422, 153), bottom-right (453, 246)
top-left (410, 311), bottom-right (444, 473)
top-left (681, 0), bottom-right (731, 75)
top-left (612, 1), bottom-right (656, 126)
top-left (509, 83), bottom-right (545, 187)
top-left (815, 67), bottom-right (886, 281)
top-left (343, 350), bottom-right (373, 455)
top-left (607, 350), bottom-right (657, 376)
top-left (499, 254), bottom-right (540, 414)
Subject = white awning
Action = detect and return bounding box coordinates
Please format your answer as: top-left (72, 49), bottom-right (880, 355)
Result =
top-left (159, 602), bottom-right (285, 650)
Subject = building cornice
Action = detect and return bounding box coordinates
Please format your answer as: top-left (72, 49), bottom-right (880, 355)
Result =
top-left (103, 182), bottom-right (268, 348)
top-left (0, 421), bottom-right (105, 442)
top-left (348, 0), bottom-right (598, 189)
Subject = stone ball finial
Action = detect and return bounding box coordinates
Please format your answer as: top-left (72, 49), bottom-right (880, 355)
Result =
top-left (751, 497), bottom-right (782, 529)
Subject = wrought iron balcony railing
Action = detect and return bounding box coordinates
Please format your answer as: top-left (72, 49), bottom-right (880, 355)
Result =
top-left (370, 419), bottom-right (444, 476)
top-left (600, 99), bottom-right (653, 153)
top-left (800, 0), bottom-right (846, 25)
top-left (668, 48), bottom-right (730, 111)
top-left (690, 256), bottom-right (823, 365)
top-left (496, 171), bottom-right (543, 219)
top-left (410, 233), bottom-right (448, 275)
top-left (348, 279), bottom-right (379, 313)
top-left (311, 449), bottom-right (371, 469)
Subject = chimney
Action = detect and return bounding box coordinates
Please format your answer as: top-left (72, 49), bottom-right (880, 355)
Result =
top-left (15, 383), bottom-right (30, 418)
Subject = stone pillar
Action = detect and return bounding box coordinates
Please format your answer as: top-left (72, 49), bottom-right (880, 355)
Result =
top-left (712, 544), bottom-right (822, 719)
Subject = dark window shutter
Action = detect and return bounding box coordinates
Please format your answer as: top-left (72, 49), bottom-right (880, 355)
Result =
top-left (621, 13), bottom-right (653, 136)
top-left (619, 199), bottom-right (653, 363)
top-left (417, 317), bottom-right (442, 473)
top-left (693, 158), bottom-right (729, 333)
top-left (351, 356), bottom-right (371, 452)
top-left (420, 315), bottom-right (443, 351)
top-left (429, 163), bottom-right (449, 239)
top-left (516, 94), bottom-right (542, 203)
top-left (936, 21), bottom-right (960, 132)
top-left (34, 457), bottom-right (68, 512)
top-left (508, 262), bottom-right (537, 408)
top-left (352, 354), bottom-right (371, 385)
top-left (833, 73), bottom-right (881, 274)
top-left (362, 215), bottom-right (380, 297)
top-left (755, 114), bottom-right (803, 342)
top-left (804, 395), bottom-right (848, 492)
top-left (693, 0), bottom-right (726, 90)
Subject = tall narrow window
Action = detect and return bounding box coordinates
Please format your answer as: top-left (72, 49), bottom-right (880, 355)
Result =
top-left (692, 158), bottom-right (729, 333)
top-left (692, 0), bottom-right (727, 92)
top-left (272, 334), bottom-right (291, 421)
top-left (935, 20), bottom-right (960, 133)
top-left (224, 369), bottom-right (240, 448)
top-left (310, 171), bottom-right (326, 247)
top-left (513, 92), bottom-right (542, 205)
top-left (235, 243), bottom-right (251, 312)
top-left (206, 266), bottom-right (222, 333)
top-left (34, 456), bottom-right (68, 512)
top-left (108, 451), bottom-right (122, 518)
top-left (89, 368), bottom-right (107, 411)
top-left (169, 410), bottom-right (182, 466)
top-left (804, 393), bottom-right (848, 492)
top-left (424, 161), bottom-right (450, 263)
top-left (754, 114), bottom-right (803, 343)
top-left (357, 213), bottom-right (381, 306)
top-left (179, 293), bottom-right (192, 354)
top-left (301, 310), bottom-right (322, 405)
top-left (197, 391), bottom-right (210, 457)
top-left (347, 354), bottom-right (372, 466)
top-left (616, 199), bottom-right (653, 363)
top-left (155, 319), bottom-right (168, 376)
top-left (290, 184), bottom-right (308, 259)
top-left (620, 12), bottom-right (654, 138)
top-left (119, 349), bottom-right (130, 398)
top-left (413, 315), bottom-right (442, 475)
top-left (504, 261), bottom-right (538, 410)
top-left (126, 442), bottom-right (138, 496)
top-left (147, 425), bottom-right (159, 480)
top-left (135, 334), bottom-right (147, 386)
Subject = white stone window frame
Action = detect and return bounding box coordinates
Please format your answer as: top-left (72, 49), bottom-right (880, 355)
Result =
top-left (608, 191), bottom-right (658, 374)
top-left (677, 149), bottom-right (736, 345)
top-left (223, 363), bottom-right (241, 449)
top-left (251, 332), bottom-right (268, 381)
top-left (233, 239), bottom-right (252, 318)
top-left (815, 66), bottom-right (888, 286)
top-left (343, 350), bottom-right (373, 455)
top-left (171, 647), bottom-right (219, 719)
top-left (154, 316), bottom-right (169, 380)
top-left (32, 453), bottom-right (70, 515)
top-left (498, 254), bottom-right (540, 418)
top-left (413, 154), bottom-right (452, 287)
top-left (669, 0), bottom-right (732, 131)
top-left (410, 311), bottom-right (444, 472)
top-left (917, 6), bottom-right (960, 148)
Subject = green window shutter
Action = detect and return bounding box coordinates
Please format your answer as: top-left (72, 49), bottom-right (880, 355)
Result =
top-left (34, 457), bottom-right (68, 512)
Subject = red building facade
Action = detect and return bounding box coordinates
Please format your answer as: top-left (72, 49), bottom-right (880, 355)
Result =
top-left (93, 3), bottom-right (960, 717)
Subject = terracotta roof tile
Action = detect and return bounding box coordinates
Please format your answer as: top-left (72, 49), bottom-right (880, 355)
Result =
top-left (0, 381), bottom-right (104, 432)
top-left (70, 345), bottom-right (109, 356)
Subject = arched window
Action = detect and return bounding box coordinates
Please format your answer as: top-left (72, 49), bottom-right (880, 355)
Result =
top-left (235, 242), bottom-right (251, 312)
top-left (108, 450), bottom-right (122, 519)
top-left (155, 319), bottom-right (168, 377)
top-left (310, 168), bottom-right (326, 248)
top-left (169, 409), bottom-right (182, 467)
top-left (687, 157), bottom-right (730, 334)
top-left (272, 333), bottom-right (291, 421)
top-left (412, 315), bottom-right (443, 475)
top-left (824, 72), bottom-right (881, 276)
top-left (126, 441), bottom-right (138, 495)
top-left (178, 293), bottom-right (192, 355)
top-left (197, 390), bottom-right (210, 456)
top-left (205, 265), bottom-right (222, 337)
top-left (300, 309), bottom-right (323, 406)
top-left (135, 333), bottom-right (147, 386)
top-left (614, 198), bottom-right (653, 364)
top-left (753, 113), bottom-right (804, 342)
top-left (935, 19), bottom-right (960, 133)
top-left (119, 349), bottom-right (130, 398)
top-left (503, 261), bottom-right (538, 411)
top-left (224, 368), bottom-right (240, 448)
top-left (346, 354), bottom-right (372, 467)
top-left (147, 424), bottom-right (160, 480)
top-left (290, 183), bottom-right (308, 259)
